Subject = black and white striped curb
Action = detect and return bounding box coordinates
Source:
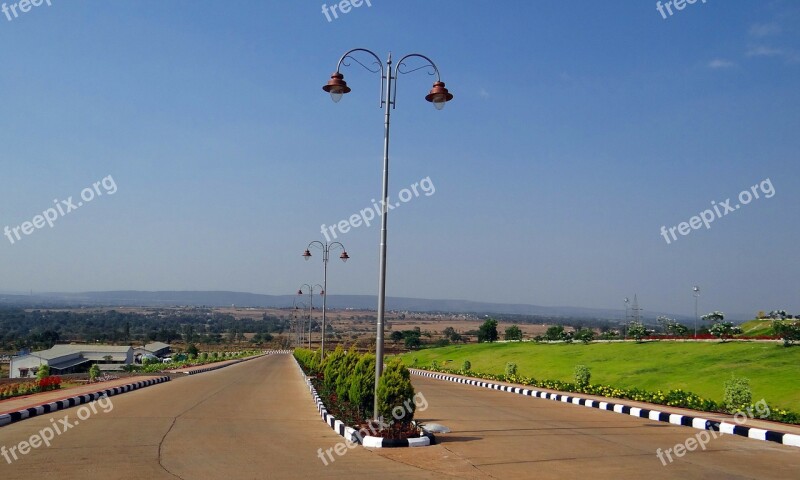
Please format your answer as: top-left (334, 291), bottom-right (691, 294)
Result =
top-left (293, 357), bottom-right (434, 448)
top-left (173, 353), bottom-right (274, 375)
top-left (411, 369), bottom-right (800, 449)
top-left (0, 376), bottom-right (170, 428)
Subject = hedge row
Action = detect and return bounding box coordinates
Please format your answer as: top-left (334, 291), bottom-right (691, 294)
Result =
top-left (295, 347), bottom-right (416, 426)
top-left (416, 363), bottom-right (800, 425)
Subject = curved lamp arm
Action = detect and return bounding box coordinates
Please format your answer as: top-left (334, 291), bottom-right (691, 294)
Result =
top-left (392, 53), bottom-right (442, 109)
top-left (334, 48), bottom-right (385, 107)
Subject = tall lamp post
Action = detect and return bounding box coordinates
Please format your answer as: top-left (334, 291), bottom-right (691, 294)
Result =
top-left (322, 48), bottom-right (453, 419)
top-left (292, 299), bottom-right (307, 347)
top-left (303, 241), bottom-right (349, 360)
top-left (693, 285), bottom-right (700, 339)
top-left (298, 283), bottom-right (323, 349)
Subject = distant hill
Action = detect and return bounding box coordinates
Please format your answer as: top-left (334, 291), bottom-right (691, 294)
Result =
top-left (0, 290), bottom-right (731, 323)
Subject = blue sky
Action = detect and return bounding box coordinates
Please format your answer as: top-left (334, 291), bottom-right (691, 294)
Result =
top-left (0, 0), bottom-right (798, 317)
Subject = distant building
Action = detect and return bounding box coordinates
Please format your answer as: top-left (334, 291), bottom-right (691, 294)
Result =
top-left (132, 342), bottom-right (172, 363)
top-left (9, 345), bottom-right (134, 379)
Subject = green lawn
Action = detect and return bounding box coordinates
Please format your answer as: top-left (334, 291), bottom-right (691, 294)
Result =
top-left (397, 341), bottom-right (800, 411)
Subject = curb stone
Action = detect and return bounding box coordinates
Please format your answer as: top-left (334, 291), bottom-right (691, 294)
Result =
top-left (0, 376), bottom-right (170, 428)
top-left (293, 356), bottom-right (435, 448)
top-left (411, 369), bottom-right (800, 449)
top-left (172, 351), bottom-right (287, 375)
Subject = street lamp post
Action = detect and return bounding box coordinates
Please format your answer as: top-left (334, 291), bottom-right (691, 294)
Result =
top-left (298, 283), bottom-right (323, 349)
top-left (322, 48), bottom-right (453, 420)
top-left (303, 241), bottom-right (349, 360)
top-left (693, 285), bottom-right (700, 339)
top-left (292, 299), bottom-right (307, 347)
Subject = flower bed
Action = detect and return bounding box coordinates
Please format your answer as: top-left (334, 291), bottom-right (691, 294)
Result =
top-left (0, 376), bottom-right (62, 401)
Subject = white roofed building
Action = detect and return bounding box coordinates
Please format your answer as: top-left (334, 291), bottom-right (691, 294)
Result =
top-left (9, 344), bottom-right (133, 379)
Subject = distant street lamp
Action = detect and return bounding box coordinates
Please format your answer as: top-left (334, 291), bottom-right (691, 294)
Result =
top-left (298, 283), bottom-right (323, 349)
top-left (693, 285), bottom-right (700, 339)
top-left (624, 297), bottom-right (630, 323)
top-left (303, 241), bottom-right (349, 360)
top-left (323, 48), bottom-right (453, 420)
top-left (292, 298), bottom-right (307, 347)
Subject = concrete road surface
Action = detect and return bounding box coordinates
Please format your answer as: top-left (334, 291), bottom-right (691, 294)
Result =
top-left (0, 354), bottom-right (441, 480)
top-left (374, 374), bottom-right (800, 479)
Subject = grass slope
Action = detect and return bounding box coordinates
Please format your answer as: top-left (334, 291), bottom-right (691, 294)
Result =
top-left (398, 341), bottom-right (800, 412)
top-left (739, 319), bottom-right (776, 336)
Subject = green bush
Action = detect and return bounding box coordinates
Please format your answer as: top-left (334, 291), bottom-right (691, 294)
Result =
top-left (335, 348), bottom-right (361, 400)
top-left (89, 363), bottom-right (101, 382)
top-left (505, 362), bottom-right (517, 379)
top-left (348, 353), bottom-right (376, 417)
top-left (36, 365), bottom-right (50, 381)
top-left (377, 358), bottom-right (416, 425)
top-left (723, 376), bottom-right (752, 413)
top-left (574, 365), bottom-right (591, 389)
top-left (322, 346), bottom-right (347, 391)
top-left (462, 360), bottom-right (471, 371)
top-left (574, 329), bottom-right (595, 344)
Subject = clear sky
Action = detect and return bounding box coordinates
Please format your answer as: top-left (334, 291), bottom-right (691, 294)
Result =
top-left (0, 0), bottom-right (798, 317)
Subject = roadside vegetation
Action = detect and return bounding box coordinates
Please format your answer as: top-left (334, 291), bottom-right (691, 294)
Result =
top-left (398, 341), bottom-right (800, 423)
top-left (295, 347), bottom-right (421, 439)
top-left (123, 348), bottom-right (262, 373)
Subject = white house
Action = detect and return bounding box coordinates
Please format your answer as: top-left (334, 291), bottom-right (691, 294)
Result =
top-left (9, 344), bottom-right (134, 379)
top-left (132, 342), bottom-right (172, 363)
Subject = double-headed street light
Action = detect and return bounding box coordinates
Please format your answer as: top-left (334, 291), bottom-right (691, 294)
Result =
top-left (292, 298), bottom-right (308, 347)
top-left (298, 283), bottom-right (323, 349)
top-left (323, 48), bottom-right (453, 419)
top-left (303, 241), bottom-right (349, 360)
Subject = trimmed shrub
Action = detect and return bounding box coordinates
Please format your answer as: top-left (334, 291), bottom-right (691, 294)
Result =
top-left (377, 358), bottom-right (416, 425)
top-left (36, 365), bottom-right (50, 381)
top-left (89, 363), bottom-right (101, 382)
top-left (348, 353), bottom-right (376, 417)
top-left (574, 365), bottom-right (591, 389)
top-left (505, 362), bottom-right (517, 379)
top-left (462, 360), bottom-right (471, 372)
top-left (335, 348), bottom-right (361, 400)
top-left (323, 346), bottom-right (347, 392)
top-left (724, 376), bottom-right (752, 413)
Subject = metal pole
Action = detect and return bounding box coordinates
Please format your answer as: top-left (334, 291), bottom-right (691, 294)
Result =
top-left (309, 290), bottom-right (313, 349)
top-left (321, 244), bottom-right (329, 360)
top-left (374, 53), bottom-right (393, 420)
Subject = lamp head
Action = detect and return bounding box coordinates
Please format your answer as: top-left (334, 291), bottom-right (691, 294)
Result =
top-left (425, 81), bottom-right (453, 110)
top-left (322, 72), bottom-right (351, 103)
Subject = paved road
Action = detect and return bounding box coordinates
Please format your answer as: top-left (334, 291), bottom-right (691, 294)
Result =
top-left (0, 354), bottom-right (441, 479)
top-left (375, 374), bottom-right (800, 479)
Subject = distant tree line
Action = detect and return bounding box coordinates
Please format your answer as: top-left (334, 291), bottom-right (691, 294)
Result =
top-left (0, 308), bottom-right (288, 351)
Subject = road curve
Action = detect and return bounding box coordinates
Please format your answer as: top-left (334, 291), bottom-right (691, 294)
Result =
top-left (372, 374), bottom-right (800, 479)
top-left (0, 354), bottom-right (442, 480)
